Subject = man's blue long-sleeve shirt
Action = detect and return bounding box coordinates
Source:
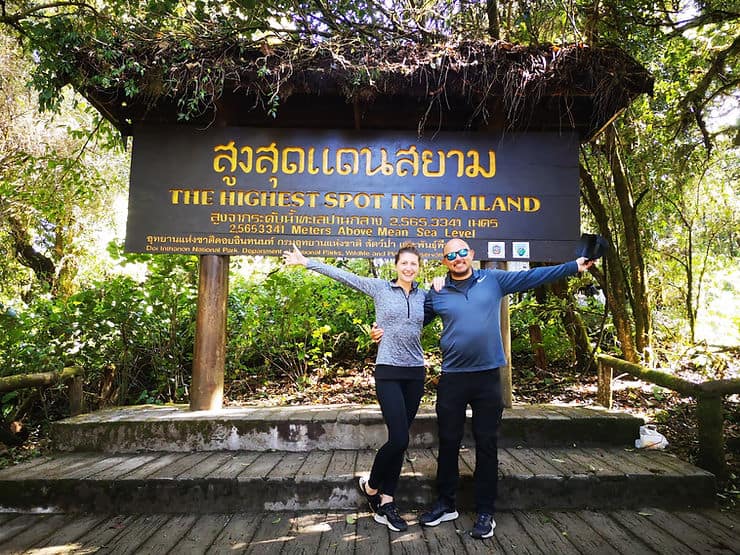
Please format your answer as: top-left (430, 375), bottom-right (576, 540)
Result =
top-left (424, 262), bottom-right (579, 372)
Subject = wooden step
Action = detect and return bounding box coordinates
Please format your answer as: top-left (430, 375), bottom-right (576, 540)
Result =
top-left (50, 403), bottom-right (644, 453)
top-left (0, 507), bottom-right (738, 554)
top-left (0, 447), bottom-right (714, 514)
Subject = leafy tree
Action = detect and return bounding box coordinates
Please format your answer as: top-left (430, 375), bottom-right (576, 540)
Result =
top-left (0, 32), bottom-right (128, 302)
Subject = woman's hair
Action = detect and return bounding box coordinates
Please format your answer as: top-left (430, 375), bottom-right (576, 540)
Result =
top-left (395, 242), bottom-right (421, 264)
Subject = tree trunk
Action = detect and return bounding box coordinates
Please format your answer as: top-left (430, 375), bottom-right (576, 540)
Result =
top-left (605, 127), bottom-right (651, 356)
top-left (486, 0), bottom-right (500, 39)
top-left (7, 214), bottom-right (56, 289)
top-left (550, 281), bottom-right (593, 371)
top-left (528, 324), bottom-right (547, 371)
top-left (580, 163), bottom-right (638, 362)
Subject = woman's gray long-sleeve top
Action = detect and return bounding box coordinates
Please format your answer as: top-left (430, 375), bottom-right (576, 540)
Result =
top-left (306, 260), bottom-right (426, 367)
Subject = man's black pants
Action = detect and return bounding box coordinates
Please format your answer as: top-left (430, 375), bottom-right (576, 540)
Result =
top-left (435, 368), bottom-right (503, 514)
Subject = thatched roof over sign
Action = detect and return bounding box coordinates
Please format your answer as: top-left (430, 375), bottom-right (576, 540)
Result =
top-left (72, 38), bottom-right (653, 139)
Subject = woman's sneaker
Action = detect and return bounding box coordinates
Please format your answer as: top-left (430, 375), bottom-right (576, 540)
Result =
top-left (358, 476), bottom-right (381, 513)
top-left (374, 502), bottom-right (408, 532)
top-left (419, 499), bottom-right (459, 526)
top-left (470, 512), bottom-right (496, 539)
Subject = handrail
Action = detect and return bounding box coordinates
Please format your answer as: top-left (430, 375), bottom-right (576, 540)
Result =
top-left (596, 353), bottom-right (739, 481)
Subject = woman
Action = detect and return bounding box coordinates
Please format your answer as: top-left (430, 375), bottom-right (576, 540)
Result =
top-left (283, 242), bottom-right (434, 532)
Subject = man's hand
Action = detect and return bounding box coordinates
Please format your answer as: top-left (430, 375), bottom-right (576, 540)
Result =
top-left (431, 276), bottom-right (445, 292)
top-left (576, 257), bottom-right (595, 272)
top-left (282, 243), bottom-right (308, 266)
top-left (370, 322), bottom-right (384, 343)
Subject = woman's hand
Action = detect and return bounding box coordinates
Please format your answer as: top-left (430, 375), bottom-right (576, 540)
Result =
top-left (370, 322), bottom-right (384, 343)
top-left (282, 244), bottom-right (308, 266)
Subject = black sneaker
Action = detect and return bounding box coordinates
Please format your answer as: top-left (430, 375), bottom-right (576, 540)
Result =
top-left (358, 476), bottom-right (381, 513)
top-left (374, 501), bottom-right (408, 532)
top-left (470, 512), bottom-right (496, 539)
top-left (418, 500), bottom-right (459, 527)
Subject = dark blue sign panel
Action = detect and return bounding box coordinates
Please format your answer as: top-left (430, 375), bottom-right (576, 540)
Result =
top-left (126, 125), bottom-right (580, 260)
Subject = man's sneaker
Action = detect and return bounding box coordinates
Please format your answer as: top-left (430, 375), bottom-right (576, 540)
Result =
top-left (418, 500), bottom-right (459, 527)
top-left (358, 476), bottom-right (381, 513)
top-left (470, 512), bottom-right (496, 539)
top-left (373, 502), bottom-right (408, 532)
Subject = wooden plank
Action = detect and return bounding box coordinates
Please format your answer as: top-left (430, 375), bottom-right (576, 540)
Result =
top-left (548, 511), bottom-right (621, 554)
top-left (407, 448), bottom-right (438, 479)
top-left (244, 511), bottom-right (293, 555)
top-left (266, 452), bottom-right (306, 480)
top-left (21, 453), bottom-right (101, 479)
top-left (0, 514), bottom-right (45, 544)
top-left (605, 448), bottom-right (682, 476)
top-left (469, 511), bottom-right (541, 554)
top-left (135, 514), bottom-right (198, 553)
top-left (237, 451), bottom-right (284, 479)
top-left (420, 511), bottom-right (468, 554)
top-left (0, 456), bottom-right (55, 479)
top-left (609, 509), bottom-right (696, 555)
top-left (673, 509), bottom-right (740, 549)
top-left (457, 447), bottom-right (475, 475)
top-left (316, 511), bottom-right (357, 553)
top-left (513, 511), bottom-right (580, 554)
top-left (169, 513), bottom-right (232, 553)
top-left (388, 513), bottom-right (426, 554)
top-left (325, 450), bottom-right (357, 481)
top-left (507, 448), bottom-right (562, 476)
top-left (354, 510), bottom-right (390, 555)
top-left (565, 448), bottom-right (622, 476)
top-left (87, 453), bottom-right (159, 479)
top-left (295, 450), bottom-right (333, 482)
top-left (591, 447), bottom-right (647, 476)
top-left (355, 449), bottom-right (377, 479)
top-left (63, 454), bottom-right (144, 479)
top-left (146, 452), bottom-right (212, 479)
top-left (498, 448), bottom-right (535, 477)
top-left (537, 448), bottom-right (590, 476)
top-left (0, 514), bottom-right (74, 553)
top-left (206, 513), bottom-right (261, 553)
top-left (69, 515), bottom-right (139, 553)
top-left (176, 451), bottom-right (240, 479)
top-left (118, 453), bottom-right (190, 480)
top-left (639, 450), bottom-right (712, 475)
top-left (281, 512), bottom-right (327, 554)
top-left (24, 513), bottom-right (105, 550)
top-left (96, 514), bottom-right (171, 554)
top-left (641, 507), bottom-right (737, 554)
top-left (213, 451), bottom-right (262, 479)
top-left (577, 509), bottom-right (659, 554)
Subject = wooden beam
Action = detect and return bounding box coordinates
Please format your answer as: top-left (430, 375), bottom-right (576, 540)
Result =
top-left (486, 260), bottom-right (513, 408)
top-left (190, 255), bottom-right (229, 411)
top-left (0, 366), bottom-right (82, 393)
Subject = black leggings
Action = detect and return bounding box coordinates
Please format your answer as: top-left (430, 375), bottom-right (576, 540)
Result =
top-left (368, 378), bottom-right (425, 497)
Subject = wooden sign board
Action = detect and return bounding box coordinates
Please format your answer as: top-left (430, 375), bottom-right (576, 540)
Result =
top-left (126, 125), bottom-right (580, 261)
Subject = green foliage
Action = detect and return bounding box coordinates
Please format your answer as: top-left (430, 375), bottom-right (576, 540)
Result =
top-left (510, 293), bottom-right (575, 364)
top-left (227, 261), bottom-right (376, 385)
top-left (0, 248), bottom-right (199, 408)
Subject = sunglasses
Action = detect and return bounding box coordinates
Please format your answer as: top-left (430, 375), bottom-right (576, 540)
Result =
top-left (444, 248), bottom-right (469, 261)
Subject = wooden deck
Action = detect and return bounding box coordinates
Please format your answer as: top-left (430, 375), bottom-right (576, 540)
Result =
top-left (0, 507), bottom-right (737, 554)
top-left (2, 404), bottom-right (729, 553)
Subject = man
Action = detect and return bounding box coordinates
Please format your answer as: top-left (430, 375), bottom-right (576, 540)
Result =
top-left (373, 239), bottom-right (593, 539)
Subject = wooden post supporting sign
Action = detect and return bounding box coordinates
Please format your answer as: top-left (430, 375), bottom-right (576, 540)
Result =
top-left (190, 255), bottom-right (229, 411)
top-left (483, 260), bottom-right (513, 408)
